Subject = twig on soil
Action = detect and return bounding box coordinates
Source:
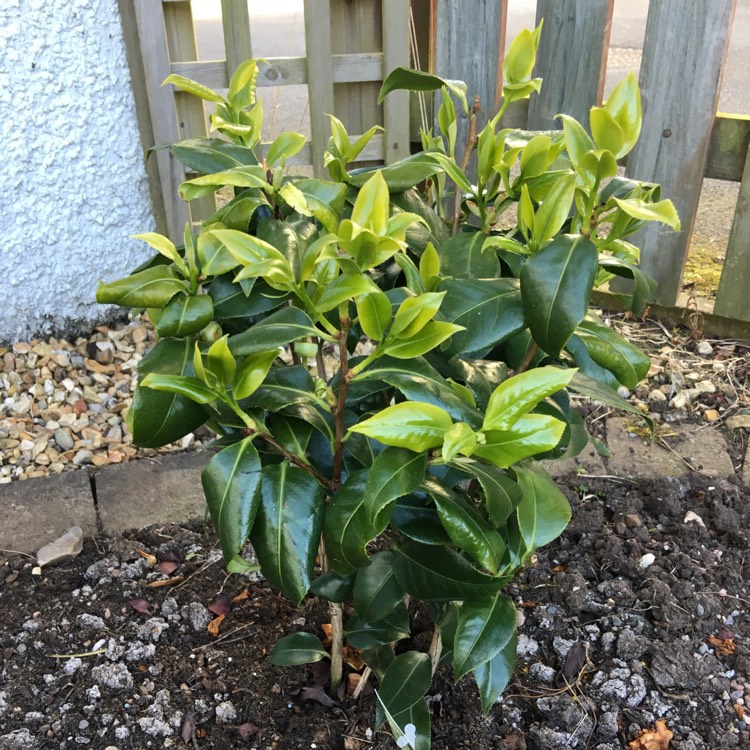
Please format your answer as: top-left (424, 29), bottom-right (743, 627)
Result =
top-left (174, 556), bottom-right (222, 590)
top-left (351, 666), bottom-right (372, 701)
top-left (47, 648), bottom-right (106, 659)
top-left (0, 548), bottom-right (36, 560)
top-left (575, 473), bottom-right (637, 485)
top-left (192, 620), bottom-right (256, 651)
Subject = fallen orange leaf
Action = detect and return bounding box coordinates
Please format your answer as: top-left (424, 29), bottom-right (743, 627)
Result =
top-left (707, 635), bottom-right (736, 655)
top-left (321, 623), bottom-right (333, 647)
top-left (232, 588), bottom-right (250, 602)
top-left (207, 614), bottom-right (225, 637)
top-left (343, 646), bottom-right (364, 670)
top-left (734, 703), bottom-right (745, 720)
top-left (146, 576), bottom-right (184, 588)
top-left (346, 673), bottom-right (361, 696)
top-left (629, 719), bottom-right (673, 750)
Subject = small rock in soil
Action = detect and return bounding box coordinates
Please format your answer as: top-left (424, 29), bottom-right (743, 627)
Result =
top-left (36, 526), bottom-right (84, 567)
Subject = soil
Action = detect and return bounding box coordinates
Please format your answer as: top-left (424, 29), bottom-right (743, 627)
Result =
top-left (1, 464), bottom-right (748, 750)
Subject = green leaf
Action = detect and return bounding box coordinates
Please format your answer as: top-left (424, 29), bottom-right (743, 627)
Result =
top-left (132, 232), bottom-right (189, 276)
top-left (439, 278), bottom-right (525, 356)
top-left (256, 218), bottom-right (316, 284)
top-left (208, 274), bottom-right (289, 322)
top-left (228, 59), bottom-right (260, 108)
top-left (356, 290), bottom-right (392, 341)
top-left (197, 231), bottom-right (240, 277)
top-left (569, 372), bottom-right (653, 426)
top-left (573, 318), bottom-right (650, 389)
top-left (249, 464), bottom-right (325, 606)
top-left (349, 402), bottom-right (453, 452)
top-left (364, 447), bottom-right (428, 526)
top-left (141, 374), bottom-right (218, 404)
top-left (351, 171), bottom-right (390, 235)
top-left (315, 273), bottom-right (381, 313)
top-left (179, 165), bottom-right (267, 201)
top-left (265, 131), bottom-right (306, 167)
top-left (229, 307), bottom-right (325, 355)
top-left (353, 551), bottom-right (406, 622)
top-left (378, 66), bottom-right (469, 114)
top-left (162, 73), bottom-right (224, 103)
top-left (429, 152), bottom-right (473, 193)
top-left (383, 321), bottom-right (463, 359)
top-left (155, 294), bottom-right (214, 339)
top-left (453, 459), bottom-right (521, 526)
top-left (483, 366), bottom-right (576, 431)
top-left (324, 470), bottom-right (385, 572)
top-left (422, 479), bottom-right (505, 574)
top-left (502, 24), bottom-right (542, 85)
top-left (520, 234), bottom-right (598, 356)
top-left (514, 461), bottom-right (571, 552)
top-left (453, 592), bottom-right (516, 679)
top-left (279, 178), bottom-right (347, 233)
top-left (206, 192), bottom-right (268, 233)
top-left (419, 241), bottom-right (440, 288)
top-left (269, 632), bottom-right (329, 665)
top-left (346, 603), bottom-right (410, 650)
top-left (309, 570), bottom-right (355, 602)
top-left (613, 197), bottom-right (681, 230)
top-left (233, 349), bottom-right (280, 401)
top-left (531, 173), bottom-right (577, 247)
top-left (393, 541), bottom-right (505, 601)
top-left (473, 414), bottom-right (567, 468)
top-left (348, 153), bottom-right (443, 192)
top-left (245, 366), bottom-right (326, 411)
top-left (590, 107), bottom-right (625, 156)
top-left (390, 495), bottom-right (452, 546)
top-left (128, 338), bottom-right (208, 448)
top-left (441, 422), bottom-right (477, 462)
top-left (474, 631), bottom-right (517, 714)
top-left (604, 71), bottom-right (642, 157)
top-left (362, 644), bottom-right (395, 681)
top-left (437, 231), bottom-right (500, 279)
top-left (97, 266), bottom-right (187, 309)
top-left (205, 334), bottom-right (236, 387)
top-left (558, 114), bottom-right (596, 169)
top-left (390, 698), bottom-right (431, 750)
top-left (598, 257), bottom-right (656, 316)
top-left (377, 652), bottom-right (433, 722)
top-left (202, 438), bottom-right (263, 570)
top-left (169, 137), bottom-right (259, 174)
top-left (390, 292), bottom-right (445, 338)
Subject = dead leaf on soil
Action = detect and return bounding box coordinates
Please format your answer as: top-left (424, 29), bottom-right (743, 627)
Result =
top-left (180, 712), bottom-right (195, 743)
top-left (207, 613), bottom-right (225, 636)
top-left (555, 642), bottom-right (588, 688)
top-left (235, 722), bottom-right (259, 741)
top-left (734, 704), bottom-right (746, 720)
top-left (322, 622), bottom-right (333, 647)
top-left (343, 646), bottom-right (365, 670)
top-left (707, 635), bottom-right (736, 655)
top-left (129, 598), bottom-right (152, 615)
top-left (146, 576), bottom-right (184, 588)
top-left (208, 593), bottom-right (232, 616)
top-left (155, 557), bottom-right (181, 575)
top-left (629, 719), bottom-right (673, 750)
top-left (133, 546), bottom-right (157, 566)
top-left (299, 684), bottom-right (337, 707)
top-left (232, 588), bottom-right (250, 602)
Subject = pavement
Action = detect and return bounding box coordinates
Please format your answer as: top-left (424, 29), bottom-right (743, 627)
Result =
top-left (1, 422), bottom-right (748, 555)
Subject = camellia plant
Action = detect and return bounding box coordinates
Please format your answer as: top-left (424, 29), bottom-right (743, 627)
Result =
top-left (98, 25), bottom-right (679, 749)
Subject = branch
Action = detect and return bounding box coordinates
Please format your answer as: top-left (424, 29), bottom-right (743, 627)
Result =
top-left (259, 432), bottom-right (334, 490)
top-left (452, 95), bottom-right (482, 235)
top-left (331, 318), bottom-right (351, 491)
top-left (516, 341), bottom-right (539, 374)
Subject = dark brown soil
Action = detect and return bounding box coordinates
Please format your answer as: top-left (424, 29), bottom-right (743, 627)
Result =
top-left (1, 462), bottom-right (748, 750)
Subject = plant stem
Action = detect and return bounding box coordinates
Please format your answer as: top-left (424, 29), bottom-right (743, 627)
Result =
top-left (452, 96), bottom-right (481, 235)
top-left (294, 285), bottom-right (339, 338)
top-left (428, 626), bottom-right (443, 674)
top-left (331, 315), bottom-right (351, 491)
top-left (516, 341), bottom-right (539, 374)
top-left (318, 540), bottom-right (344, 695)
top-left (315, 338), bottom-right (328, 381)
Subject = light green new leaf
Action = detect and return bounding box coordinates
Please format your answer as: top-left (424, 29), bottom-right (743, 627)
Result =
top-left (315, 273), bottom-right (381, 313)
top-left (179, 165), bottom-right (267, 201)
top-left (390, 292), bottom-right (446, 338)
top-left (265, 131), bottom-right (306, 167)
top-left (351, 171), bottom-right (390, 235)
top-left (514, 461), bottom-right (572, 552)
top-left (441, 422), bottom-right (477, 462)
top-left (162, 73), bottom-right (224, 103)
top-left (269, 632), bottom-right (329, 665)
top-left (483, 366), bottom-right (576, 431)
top-left (133, 232), bottom-right (189, 277)
top-left (531, 173), bottom-right (577, 247)
top-left (453, 592), bottom-right (516, 679)
top-left (558, 114), bottom-right (596, 169)
top-left (348, 402), bottom-right (453, 452)
top-left (140, 374), bottom-right (217, 404)
top-left (502, 24), bottom-right (542, 85)
top-left (590, 107), bottom-right (625, 157)
top-left (249, 464), bottom-right (325, 606)
top-left (202, 438), bottom-right (263, 571)
top-left (613, 197), bottom-right (680, 230)
top-left (205, 334), bottom-right (236, 387)
top-left (233, 349), bottom-right (279, 400)
top-left (474, 414), bottom-right (567, 468)
top-left (357, 290), bottom-right (392, 341)
top-left (383, 321), bottom-right (463, 359)
top-left (604, 71), bottom-right (642, 157)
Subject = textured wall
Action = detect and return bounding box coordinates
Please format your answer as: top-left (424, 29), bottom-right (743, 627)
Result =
top-left (0, 0), bottom-right (156, 343)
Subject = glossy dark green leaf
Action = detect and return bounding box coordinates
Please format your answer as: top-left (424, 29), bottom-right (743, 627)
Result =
top-left (353, 551), bottom-right (405, 622)
top-left (520, 234), bottom-right (598, 356)
top-left (452, 459), bottom-right (522, 526)
top-left (346, 602), bottom-right (410, 650)
top-left (229, 307), bottom-right (325, 355)
top-left (266, 413), bottom-right (313, 458)
top-left (155, 294), bottom-right (214, 338)
top-left (453, 592), bottom-right (516, 679)
top-left (361, 644), bottom-right (395, 681)
top-left (245, 366), bottom-right (326, 410)
top-left (390, 698), bottom-right (431, 750)
top-left (169, 137), bottom-right (259, 173)
top-left (565, 334), bottom-right (620, 390)
top-left (128, 338), bottom-right (208, 448)
top-left (438, 231), bottom-right (500, 279)
top-left (390, 494), bottom-right (452, 545)
top-left (249, 464), bottom-right (325, 606)
top-left (208, 275), bottom-right (289, 321)
top-left (474, 631), bottom-right (517, 714)
top-left (432, 357), bottom-right (508, 411)
top-left (377, 651), bottom-right (432, 723)
top-left (201, 438), bottom-right (262, 571)
top-left (514, 461), bottom-right (571, 552)
top-left (358, 356), bottom-right (482, 426)
top-left (422, 479), bottom-right (505, 574)
top-left (324, 470), bottom-right (385, 572)
top-left (568, 372), bottom-right (653, 426)
top-left (269, 632), bottom-right (329, 665)
top-left (348, 153), bottom-right (443, 192)
top-left (574, 318), bottom-right (650, 389)
top-left (205, 190), bottom-right (268, 232)
top-left (379, 66), bottom-right (468, 110)
top-left (598, 257), bottom-right (657, 316)
top-left (364, 447), bottom-right (427, 526)
top-left (438, 278), bottom-right (525, 356)
top-left (309, 570), bottom-right (355, 603)
top-left (393, 541), bottom-right (505, 601)
top-left (97, 266), bottom-right (187, 309)
top-left (391, 188), bottom-right (450, 250)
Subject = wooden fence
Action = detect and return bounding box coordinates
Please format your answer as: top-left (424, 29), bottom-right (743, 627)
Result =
top-left (119, 0), bottom-right (750, 329)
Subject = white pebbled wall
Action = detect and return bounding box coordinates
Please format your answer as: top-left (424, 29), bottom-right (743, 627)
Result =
top-left (0, 0), bottom-right (155, 343)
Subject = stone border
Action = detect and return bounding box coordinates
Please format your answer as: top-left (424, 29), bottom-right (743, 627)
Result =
top-left (1, 423), bottom-right (748, 555)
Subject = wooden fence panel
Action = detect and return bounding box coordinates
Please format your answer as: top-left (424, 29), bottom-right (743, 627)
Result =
top-left (382, 0), bottom-right (411, 163)
top-left (625, 0), bottom-right (737, 306)
top-left (220, 0), bottom-right (253, 74)
top-left (527, 0), bottom-right (613, 130)
top-left (714, 141), bottom-right (750, 321)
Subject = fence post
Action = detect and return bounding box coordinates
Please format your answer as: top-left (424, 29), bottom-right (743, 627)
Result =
top-left (382, 0), bottom-right (411, 164)
top-left (714, 141), bottom-right (750, 321)
top-left (221, 0), bottom-right (253, 75)
top-left (625, 0), bottom-right (737, 306)
top-left (527, 0), bottom-right (613, 130)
